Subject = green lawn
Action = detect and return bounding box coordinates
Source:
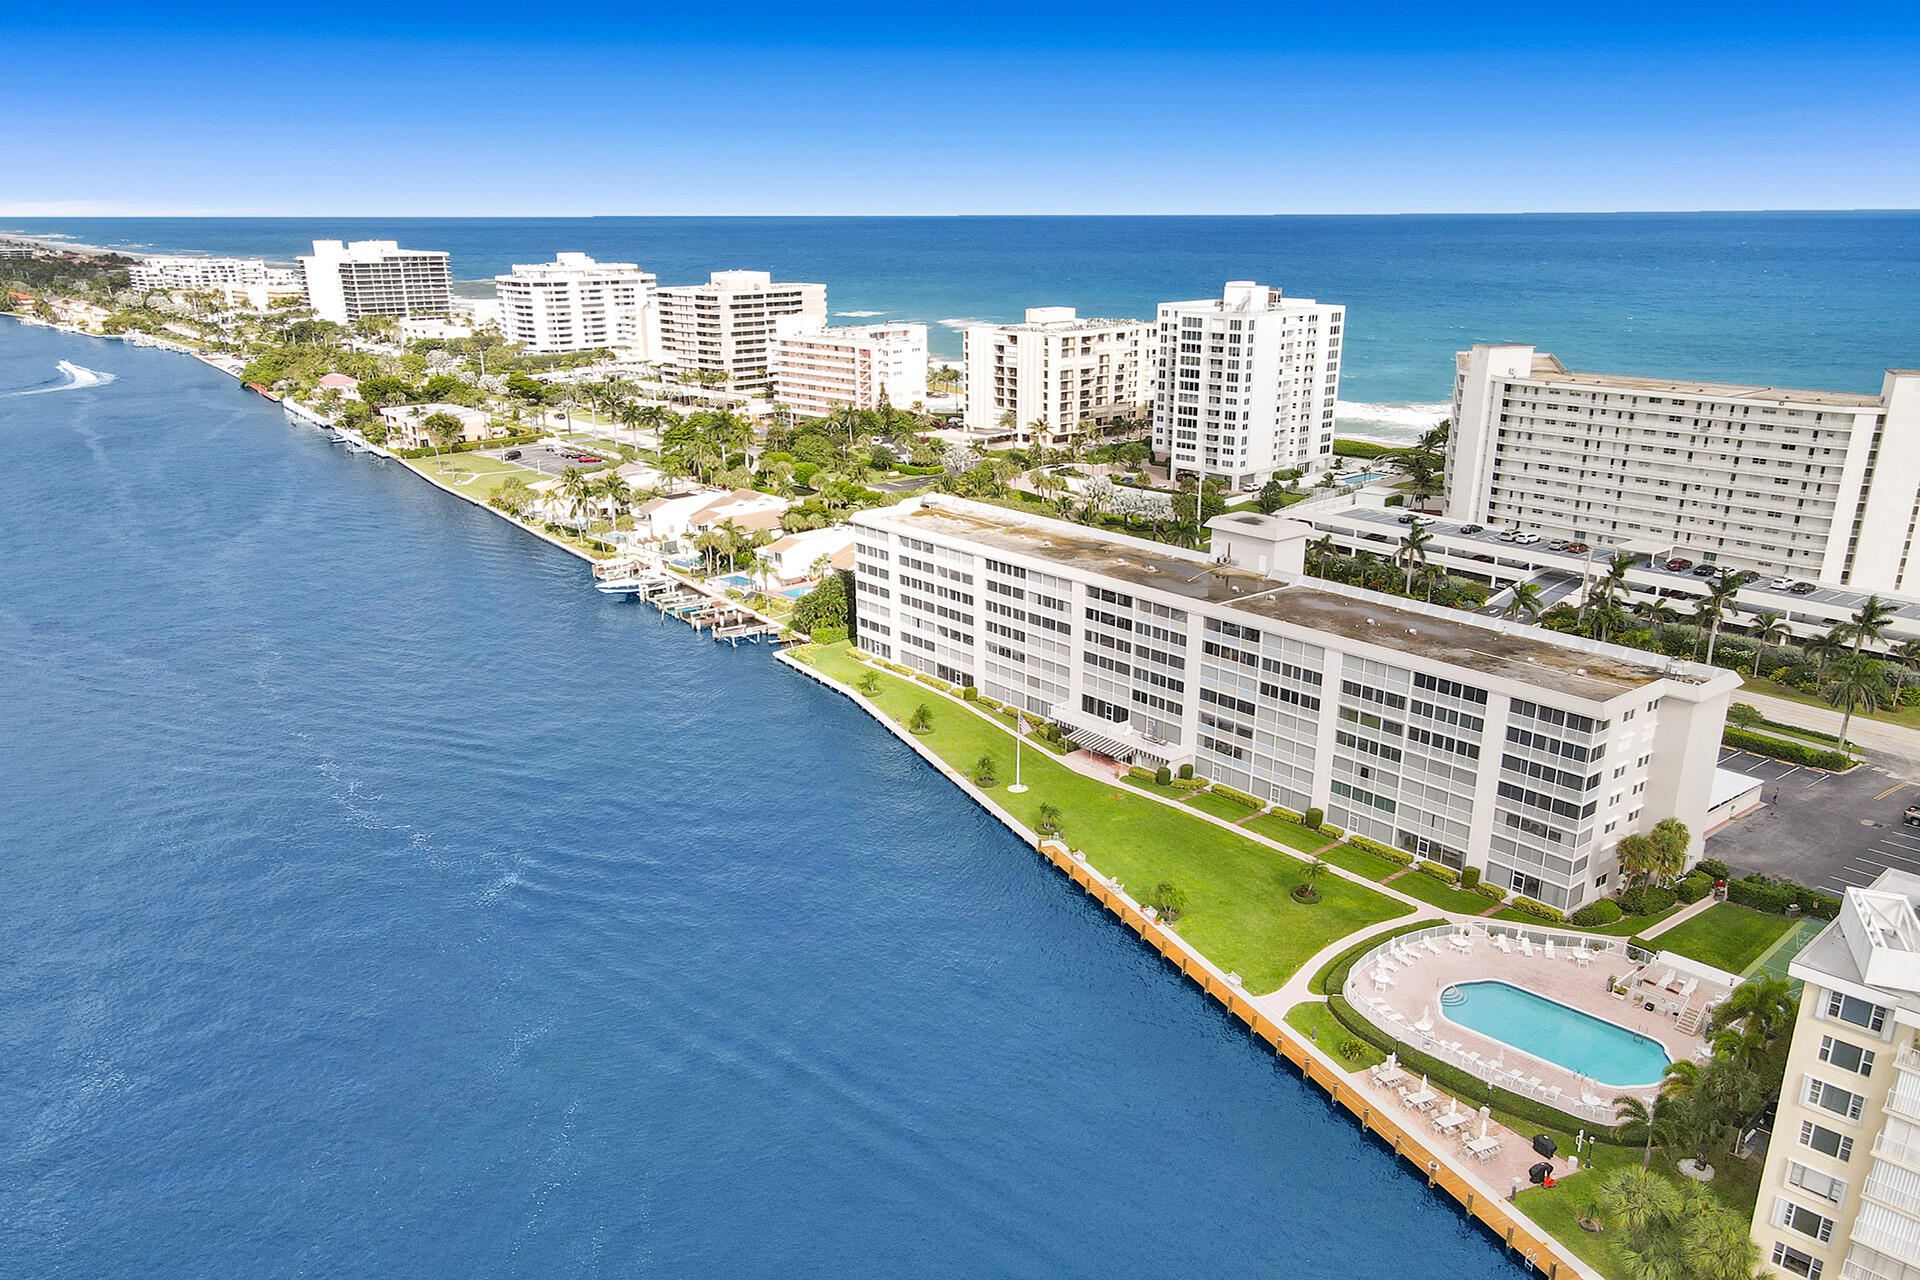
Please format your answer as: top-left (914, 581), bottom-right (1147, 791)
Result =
top-left (1315, 842), bottom-right (1405, 882)
top-left (1284, 1001), bottom-right (1385, 1068)
top-left (1745, 672), bottom-right (1920, 730)
top-left (1648, 903), bottom-right (1799, 975)
top-left (1491, 901), bottom-right (1687, 936)
top-left (1241, 812), bottom-right (1337, 855)
top-left (415, 453), bottom-right (538, 497)
top-left (1384, 869), bottom-right (1498, 915)
top-left (805, 644), bottom-right (1411, 991)
top-left (1184, 791), bottom-right (1262, 823)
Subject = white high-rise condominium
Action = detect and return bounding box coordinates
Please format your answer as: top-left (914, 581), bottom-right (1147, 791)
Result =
top-left (960, 308), bottom-right (1150, 447)
top-left (127, 256), bottom-right (303, 308)
top-left (1753, 869), bottom-right (1920, 1280)
top-left (298, 240), bottom-right (453, 325)
top-left (1151, 282), bottom-right (1344, 489)
top-left (494, 253), bottom-right (658, 357)
top-left (771, 320), bottom-right (928, 419)
top-left (850, 495), bottom-right (1735, 911)
top-left (655, 270), bottom-right (826, 391)
top-left (1447, 345), bottom-right (1920, 590)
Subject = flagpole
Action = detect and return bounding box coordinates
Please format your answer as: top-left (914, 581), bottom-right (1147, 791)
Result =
top-left (1009, 713), bottom-right (1029, 793)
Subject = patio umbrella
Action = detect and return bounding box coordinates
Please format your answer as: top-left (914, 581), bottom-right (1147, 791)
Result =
top-left (1419, 1074), bottom-right (1429, 1094)
top-left (1384, 1052), bottom-right (1397, 1071)
top-left (1415, 1005), bottom-right (1433, 1032)
top-left (1489, 1051), bottom-right (1503, 1071)
top-left (1479, 1106), bottom-right (1491, 1140)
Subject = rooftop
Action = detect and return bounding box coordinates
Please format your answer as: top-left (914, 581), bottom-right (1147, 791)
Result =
top-left (1463, 348), bottom-right (1887, 409)
top-left (862, 498), bottom-right (1715, 701)
top-left (1796, 870), bottom-right (1920, 1004)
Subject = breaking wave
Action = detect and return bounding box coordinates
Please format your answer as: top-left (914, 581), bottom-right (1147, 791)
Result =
top-left (1334, 400), bottom-right (1449, 445)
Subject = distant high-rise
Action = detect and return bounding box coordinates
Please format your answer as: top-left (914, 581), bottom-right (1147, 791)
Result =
top-left (298, 239), bottom-right (453, 325)
top-left (494, 253), bottom-right (658, 356)
top-left (655, 270), bottom-right (826, 390)
top-left (1151, 282), bottom-right (1344, 488)
top-left (961, 307), bottom-right (1151, 447)
top-left (772, 320), bottom-right (928, 419)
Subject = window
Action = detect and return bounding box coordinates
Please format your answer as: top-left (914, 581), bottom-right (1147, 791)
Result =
top-left (1827, 990), bottom-right (1888, 1034)
top-left (1804, 1077), bottom-right (1864, 1122)
top-left (1771, 1242), bottom-right (1822, 1279)
top-left (1787, 1162), bottom-right (1845, 1204)
top-left (1773, 1198), bottom-right (1834, 1244)
top-left (1799, 1121), bottom-right (1853, 1162)
top-left (1818, 1036), bottom-right (1875, 1076)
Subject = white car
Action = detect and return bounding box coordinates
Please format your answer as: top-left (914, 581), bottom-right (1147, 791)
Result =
top-left (1512, 532), bottom-right (1542, 545)
top-left (1769, 577), bottom-right (1793, 590)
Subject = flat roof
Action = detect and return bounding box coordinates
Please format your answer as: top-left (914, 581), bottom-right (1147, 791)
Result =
top-left (1463, 349), bottom-right (1884, 408)
top-left (866, 501), bottom-right (1699, 701)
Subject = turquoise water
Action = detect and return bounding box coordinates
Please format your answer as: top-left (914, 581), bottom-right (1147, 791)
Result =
top-left (5, 213), bottom-right (1917, 439)
top-left (1441, 982), bottom-right (1671, 1087)
top-left (1339, 471), bottom-right (1394, 486)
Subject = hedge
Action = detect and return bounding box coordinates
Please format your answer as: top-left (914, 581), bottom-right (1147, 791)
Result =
top-left (393, 430), bottom-right (543, 459)
top-left (1723, 727), bottom-right (1853, 771)
top-left (1414, 861), bottom-right (1461, 886)
top-left (1676, 871), bottom-right (1715, 904)
top-left (1470, 883), bottom-right (1507, 901)
top-left (1348, 836), bottom-right (1413, 866)
top-left (1127, 765), bottom-right (1160, 782)
top-left (1616, 884), bottom-right (1678, 916)
top-left (1171, 777), bottom-right (1209, 792)
top-left (1728, 703), bottom-right (1852, 750)
top-left (1726, 873), bottom-right (1842, 921)
top-left (1571, 899), bottom-right (1624, 927)
top-left (1209, 783), bottom-right (1266, 811)
top-left (1325, 997), bottom-right (1621, 1140)
top-left (809, 624), bottom-right (847, 645)
top-left (1507, 896), bottom-right (1566, 922)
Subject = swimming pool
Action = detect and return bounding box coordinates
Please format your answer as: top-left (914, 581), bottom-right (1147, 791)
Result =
top-left (1440, 981), bottom-right (1670, 1087)
top-left (1339, 470), bottom-right (1394, 486)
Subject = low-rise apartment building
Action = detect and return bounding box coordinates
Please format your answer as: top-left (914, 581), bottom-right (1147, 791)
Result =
top-left (656, 270), bottom-right (826, 390)
top-left (961, 307), bottom-right (1151, 447)
top-left (128, 255), bottom-right (304, 309)
top-left (298, 239), bottom-right (453, 325)
top-left (1756, 871), bottom-right (1920, 1280)
top-left (772, 319), bottom-right (928, 418)
top-left (1151, 282), bottom-right (1344, 488)
top-left (1447, 345), bottom-right (1920, 591)
top-left (494, 253), bottom-right (658, 357)
top-left (849, 496), bottom-right (1736, 911)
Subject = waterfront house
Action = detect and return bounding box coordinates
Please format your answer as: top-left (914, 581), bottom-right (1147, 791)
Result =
top-left (377, 402), bottom-right (493, 450)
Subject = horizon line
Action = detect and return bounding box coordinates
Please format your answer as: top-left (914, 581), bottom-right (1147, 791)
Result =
top-left (4, 207), bottom-right (1920, 222)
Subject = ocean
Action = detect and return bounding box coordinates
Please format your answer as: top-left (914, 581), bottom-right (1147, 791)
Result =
top-left (7, 212), bottom-right (1918, 442)
top-left (0, 318), bottom-right (1532, 1278)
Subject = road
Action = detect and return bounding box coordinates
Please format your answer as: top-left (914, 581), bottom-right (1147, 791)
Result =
top-left (1732, 688), bottom-right (1920, 774)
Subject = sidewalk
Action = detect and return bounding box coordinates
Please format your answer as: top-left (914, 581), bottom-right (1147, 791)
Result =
top-left (1636, 894), bottom-right (1718, 941)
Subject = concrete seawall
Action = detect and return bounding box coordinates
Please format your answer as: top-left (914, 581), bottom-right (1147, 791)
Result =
top-left (779, 646), bottom-right (1602, 1280)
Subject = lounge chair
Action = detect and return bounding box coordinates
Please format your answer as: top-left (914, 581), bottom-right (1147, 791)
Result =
top-left (1545, 939), bottom-right (1557, 960)
top-left (1676, 977), bottom-right (1698, 998)
top-left (1519, 937), bottom-right (1534, 957)
top-left (1495, 935), bottom-right (1511, 954)
top-left (1651, 967), bottom-right (1676, 989)
top-left (1425, 938), bottom-right (1443, 955)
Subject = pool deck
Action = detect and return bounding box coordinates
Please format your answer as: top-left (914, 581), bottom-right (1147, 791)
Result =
top-left (1361, 939), bottom-right (1707, 1110)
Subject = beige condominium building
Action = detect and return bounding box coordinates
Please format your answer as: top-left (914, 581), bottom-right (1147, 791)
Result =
top-left (961, 307), bottom-right (1151, 447)
top-left (1758, 871), bottom-right (1920, 1280)
top-left (655, 270), bottom-right (826, 391)
top-left (1446, 345), bottom-right (1920, 591)
top-left (297, 239), bottom-right (452, 325)
top-left (127, 255), bottom-right (303, 309)
top-left (1151, 281), bottom-right (1344, 490)
top-left (771, 319), bottom-right (928, 418)
top-left (849, 496), bottom-right (1737, 911)
top-left (494, 252), bottom-right (658, 357)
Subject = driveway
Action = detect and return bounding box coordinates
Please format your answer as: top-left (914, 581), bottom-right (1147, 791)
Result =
top-left (1708, 743), bottom-right (1919, 893)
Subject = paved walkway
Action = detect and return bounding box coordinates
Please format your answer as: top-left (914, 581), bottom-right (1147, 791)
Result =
top-left (1636, 894), bottom-right (1718, 941)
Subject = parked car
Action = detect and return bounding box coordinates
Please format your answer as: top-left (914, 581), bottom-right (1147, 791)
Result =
top-left (1470, 553), bottom-right (1496, 563)
top-left (1692, 563), bottom-right (1720, 577)
top-left (1396, 513), bottom-right (1418, 524)
top-left (1768, 576), bottom-right (1793, 590)
top-left (503, 449), bottom-right (522, 460)
top-left (1496, 529), bottom-right (1518, 541)
top-left (1789, 581), bottom-right (1818, 595)
top-left (1514, 532), bottom-right (1542, 545)
top-left (578, 455), bottom-right (603, 464)
top-left (1460, 524), bottom-right (1485, 535)
top-left (1565, 542), bottom-right (1591, 554)
top-left (1547, 540), bottom-right (1570, 551)
top-left (1665, 558), bottom-right (1693, 571)
top-left (1904, 804), bottom-right (1920, 828)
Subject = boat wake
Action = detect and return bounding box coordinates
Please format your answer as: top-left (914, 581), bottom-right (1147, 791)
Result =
top-left (9, 360), bottom-right (118, 396)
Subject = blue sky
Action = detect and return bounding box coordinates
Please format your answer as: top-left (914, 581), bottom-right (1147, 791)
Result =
top-left (4, 1), bottom-right (1916, 215)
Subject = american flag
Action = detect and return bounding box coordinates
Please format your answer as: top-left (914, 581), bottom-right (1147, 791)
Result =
top-left (1017, 714), bottom-right (1031, 735)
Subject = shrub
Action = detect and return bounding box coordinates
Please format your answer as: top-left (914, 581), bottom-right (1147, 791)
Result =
top-left (1616, 884), bottom-right (1678, 917)
top-left (1127, 765), bottom-right (1159, 782)
top-left (1415, 862), bottom-right (1461, 886)
top-left (1145, 881), bottom-right (1189, 921)
top-left (1461, 867), bottom-right (1481, 890)
top-left (1178, 764), bottom-right (1194, 781)
top-left (1155, 766), bottom-right (1172, 786)
top-left (1727, 703), bottom-right (1765, 727)
top-left (1571, 900), bottom-right (1625, 927)
top-left (1696, 858), bottom-right (1732, 880)
top-left (1348, 836), bottom-right (1413, 866)
top-left (962, 685), bottom-right (978, 702)
top-left (973, 754), bottom-right (998, 786)
top-left (1302, 807), bottom-right (1324, 830)
top-left (908, 704), bottom-right (933, 734)
top-left (1470, 883), bottom-right (1506, 901)
top-left (1675, 870), bottom-right (1716, 904)
top-left (1723, 727), bottom-right (1851, 771)
top-left (1210, 784), bottom-right (1265, 810)
top-left (1338, 1038), bottom-right (1370, 1063)
top-left (809, 624), bottom-right (847, 645)
top-left (1726, 873), bottom-right (1841, 920)
top-left (855, 671), bottom-right (880, 695)
top-left (1508, 896), bottom-right (1566, 922)
top-left (1171, 776), bottom-right (1209, 792)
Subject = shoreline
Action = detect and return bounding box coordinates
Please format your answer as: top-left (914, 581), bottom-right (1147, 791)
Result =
top-left (9, 311), bottom-right (1597, 1279)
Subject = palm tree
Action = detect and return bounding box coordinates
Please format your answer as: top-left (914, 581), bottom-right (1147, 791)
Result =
top-left (1307, 534), bottom-right (1337, 576)
top-left (1636, 597), bottom-right (1679, 631)
top-left (1823, 654), bottom-right (1888, 753)
top-left (1848, 594), bottom-right (1899, 656)
top-left (1393, 522), bottom-right (1433, 596)
top-left (1804, 627), bottom-right (1849, 674)
top-left (1502, 581), bottom-right (1544, 622)
top-left (1588, 602), bottom-right (1631, 643)
top-left (1892, 639), bottom-right (1920, 699)
top-left (557, 465), bottom-right (591, 529)
top-left (1747, 612), bottom-right (1790, 679)
top-left (1697, 576), bottom-right (1741, 666)
top-left (596, 473), bottom-right (633, 534)
top-left (1613, 1094), bottom-right (1678, 1171)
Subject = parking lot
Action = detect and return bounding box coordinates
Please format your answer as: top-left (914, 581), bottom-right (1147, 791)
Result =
top-left (478, 441), bottom-right (607, 478)
top-left (1708, 744), bottom-right (1920, 893)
